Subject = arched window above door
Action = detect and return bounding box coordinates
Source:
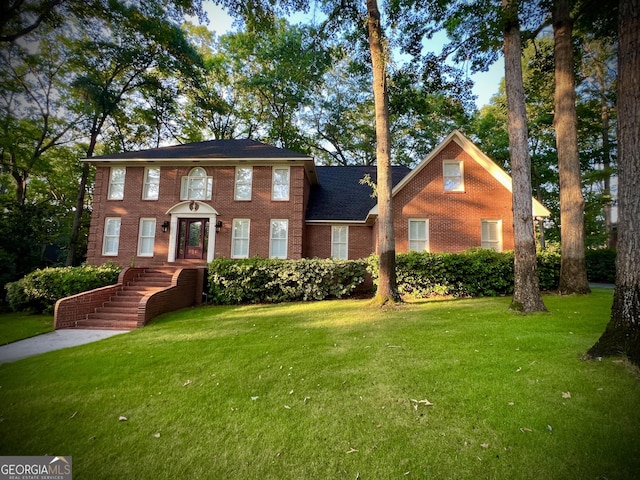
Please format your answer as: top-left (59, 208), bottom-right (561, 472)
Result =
top-left (181, 167), bottom-right (212, 200)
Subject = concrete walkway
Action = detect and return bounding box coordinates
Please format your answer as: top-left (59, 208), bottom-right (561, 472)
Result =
top-left (0, 329), bottom-right (129, 364)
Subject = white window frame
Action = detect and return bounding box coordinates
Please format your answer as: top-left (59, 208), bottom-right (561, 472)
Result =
top-left (234, 166), bottom-right (253, 201)
top-left (180, 167), bottom-right (212, 200)
top-left (142, 167), bottom-right (160, 200)
top-left (408, 219), bottom-right (429, 252)
top-left (108, 167), bottom-right (126, 200)
top-left (443, 160), bottom-right (464, 192)
top-left (269, 219), bottom-right (288, 259)
top-left (102, 217), bottom-right (121, 256)
top-left (481, 219), bottom-right (503, 252)
top-left (231, 219), bottom-right (250, 259)
top-left (137, 218), bottom-right (156, 257)
top-left (331, 225), bottom-right (349, 260)
top-left (272, 166), bottom-right (290, 201)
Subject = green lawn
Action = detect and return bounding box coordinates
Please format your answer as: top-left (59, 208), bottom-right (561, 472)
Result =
top-left (0, 312), bottom-right (54, 345)
top-left (1, 289), bottom-right (638, 479)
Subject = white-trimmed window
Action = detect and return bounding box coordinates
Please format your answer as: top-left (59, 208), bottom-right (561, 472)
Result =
top-left (234, 167), bottom-right (253, 201)
top-left (481, 219), bottom-right (503, 252)
top-left (180, 167), bottom-right (212, 200)
top-left (137, 218), bottom-right (156, 256)
top-left (231, 219), bottom-right (250, 258)
top-left (102, 217), bottom-right (121, 256)
top-left (272, 167), bottom-right (290, 200)
top-left (269, 219), bottom-right (288, 258)
top-left (443, 160), bottom-right (464, 192)
top-left (108, 167), bottom-right (126, 200)
top-left (331, 225), bottom-right (349, 260)
top-left (142, 167), bottom-right (160, 200)
top-left (408, 219), bottom-right (429, 252)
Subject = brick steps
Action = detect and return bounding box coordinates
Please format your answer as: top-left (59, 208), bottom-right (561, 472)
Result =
top-left (78, 268), bottom-right (175, 330)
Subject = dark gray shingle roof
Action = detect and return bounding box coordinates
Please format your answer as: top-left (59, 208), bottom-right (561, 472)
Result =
top-left (306, 165), bottom-right (411, 221)
top-left (90, 139), bottom-right (311, 160)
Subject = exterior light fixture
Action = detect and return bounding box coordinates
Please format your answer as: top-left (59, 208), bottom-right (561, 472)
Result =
top-left (161, 220), bottom-right (170, 233)
top-left (215, 220), bottom-right (223, 233)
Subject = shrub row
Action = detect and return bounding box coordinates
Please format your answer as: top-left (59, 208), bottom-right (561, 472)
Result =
top-left (367, 249), bottom-right (562, 298)
top-left (5, 264), bottom-right (122, 313)
top-left (208, 258), bottom-right (368, 304)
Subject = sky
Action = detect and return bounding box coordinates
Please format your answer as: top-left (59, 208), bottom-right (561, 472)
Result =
top-left (195, 2), bottom-right (504, 109)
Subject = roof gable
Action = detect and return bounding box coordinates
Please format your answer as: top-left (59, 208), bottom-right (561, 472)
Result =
top-left (388, 130), bottom-right (550, 217)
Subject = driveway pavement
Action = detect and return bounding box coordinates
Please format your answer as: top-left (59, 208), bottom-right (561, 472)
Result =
top-left (0, 329), bottom-right (129, 364)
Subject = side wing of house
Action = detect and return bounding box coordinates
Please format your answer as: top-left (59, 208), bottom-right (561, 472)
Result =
top-left (304, 166), bottom-right (410, 260)
top-left (85, 140), bottom-right (317, 268)
top-left (387, 130), bottom-right (549, 253)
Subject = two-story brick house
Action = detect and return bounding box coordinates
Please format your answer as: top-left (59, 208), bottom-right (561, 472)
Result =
top-left (85, 129), bottom-right (548, 268)
top-left (55, 130), bottom-right (548, 329)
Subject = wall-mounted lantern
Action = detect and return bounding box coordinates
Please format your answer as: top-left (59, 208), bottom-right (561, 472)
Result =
top-left (215, 220), bottom-right (223, 233)
top-left (161, 220), bottom-right (170, 233)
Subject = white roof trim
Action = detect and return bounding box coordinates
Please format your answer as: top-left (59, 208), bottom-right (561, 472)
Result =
top-left (306, 220), bottom-right (368, 225)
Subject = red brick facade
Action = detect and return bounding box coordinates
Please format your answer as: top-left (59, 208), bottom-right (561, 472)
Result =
top-left (392, 142), bottom-right (515, 253)
top-left (85, 132), bottom-right (549, 267)
top-left (87, 164), bottom-right (312, 267)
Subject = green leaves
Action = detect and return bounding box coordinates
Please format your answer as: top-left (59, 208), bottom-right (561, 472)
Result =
top-left (207, 258), bottom-right (368, 304)
top-left (6, 263), bottom-right (122, 313)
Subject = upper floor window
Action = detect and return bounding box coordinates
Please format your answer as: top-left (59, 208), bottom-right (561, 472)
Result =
top-left (331, 225), bottom-right (348, 260)
top-left (102, 217), bottom-right (121, 256)
top-left (481, 219), bottom-right (503, 252)
top-left (181, 167), bottom-right (212, 200)
top-left (142, 167), bottom-right (160, 200)
top-left (269, 219), bottom-right (288, 259)
top-left (443, 160), bottom-right (464, 192)
top-left (272, 166), bottom-right (290, 201)
top-left (231, 219), bottom-right (250, 258)
top-left (137, 218), bottom-right (156, 256)
top-left (235, 167), bottom-right (253, 201)
top-left (108, 167), bottom-right (126, 200)
top-left (408, 219), bottom-right (429, 252)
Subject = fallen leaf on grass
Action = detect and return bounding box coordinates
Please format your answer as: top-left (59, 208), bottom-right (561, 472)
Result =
top-left (183, 380), bottom-right (192, 387)
top-left (284, 405), bottom-right (291, 409)
top-left (346, 447), bottom-right (358, 454)
top-left (562, 391), bottom-right (571, 399)
top-left (69, 411), bottom-right (78, 419)
top-left (251, 396), bottom-right (259, 401)
top-left (520, 427), bottom-right (532, 433)
top-left (152, 432), bottom-right (160, 438)
top-left (118, 416), bottom-right (127, 422)
top-left (481, 443), bottom-right (489, 449)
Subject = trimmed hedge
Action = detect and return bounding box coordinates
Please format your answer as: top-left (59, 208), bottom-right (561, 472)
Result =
top-left (368, 249), bottom-right (562, 298)
top-left (5, 264), bottom-right (122, 313)
top-left (208, 258), bottom-right (368, 304)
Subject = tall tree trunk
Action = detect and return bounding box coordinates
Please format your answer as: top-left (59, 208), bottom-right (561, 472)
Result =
top-left (65, 162), bottom-right (90, 266)
top-left (503, 0), bottom-right (547, 312)
top-left (553, 0), bottom-right (590, 294)
top-left (366, 0), bottom-right (400, 304)
top-left (587, 0), bottom-right (640, 365)
top-left (66, 124), bottom-right (100, 266)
